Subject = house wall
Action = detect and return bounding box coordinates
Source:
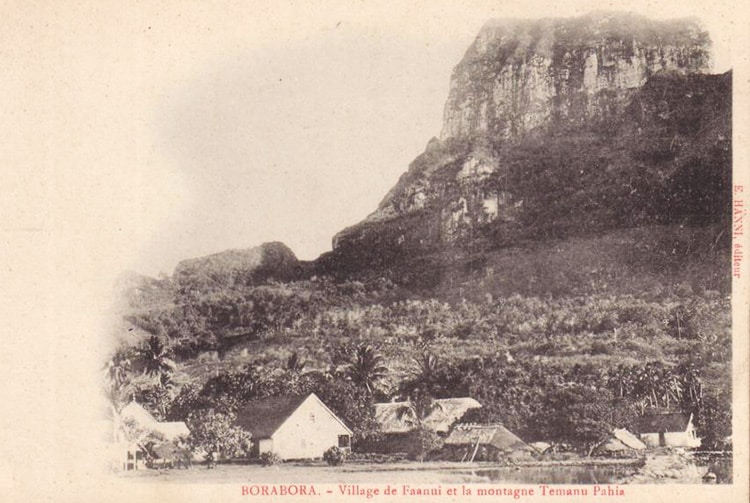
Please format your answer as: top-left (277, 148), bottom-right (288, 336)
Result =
top-left (360, 432), bottom-right (418, 454)
top-left (254, 439), bottom-right (274, 457)
top-left (271, 397), bottom-right (351, 460)
top-left (640, 431), bottom-right (701, 448)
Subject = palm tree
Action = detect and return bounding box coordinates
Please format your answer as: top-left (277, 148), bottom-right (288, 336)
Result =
top-left (103, 346), bottom-right (137, 414)
top-left (104, 346), bottom-right (133, 388)
top-left (347, 344), bottom-right (388, 394)
top-left (412, 352), bottom-right (439, 383)
top-left (138, 335), bottom-right (176, 384)
top-left (677, 361), bottom-right (704, 408)
top-left (401, 351), bottom-right (440, 395)
top-left (608, 364), bottom-right (633, 399)
top-left (663, 373), bottom-right (683, 409)
top-left (395, 389), bottom-right (443, 461)
top-left (396, 392), bottom-right (441, 428)
top-left (285, 352), bottom-right (307, 374)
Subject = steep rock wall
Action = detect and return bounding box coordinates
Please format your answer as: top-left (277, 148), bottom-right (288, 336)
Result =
top-left (327, 13), bottom-right (725, 276)
top-left (441, 12), bottom-right (710, 140)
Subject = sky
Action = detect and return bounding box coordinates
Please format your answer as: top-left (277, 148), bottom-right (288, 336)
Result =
top-left (1, 0), bottom-right (733, 279)
top-left (137, 2), bottom-right (733, 276)
top-left (0, 1), bottom-right (746, 498)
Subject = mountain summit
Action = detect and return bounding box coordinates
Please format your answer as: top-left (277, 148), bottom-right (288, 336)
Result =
top-left (441, 12), bottom-right (710, 140)
top-left (325, 12), bottom-right (729, 286)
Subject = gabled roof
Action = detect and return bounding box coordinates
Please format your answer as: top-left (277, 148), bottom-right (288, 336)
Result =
top-left (375, 397), bottom-right (481, 434)
top-left (612, 428), bottom-right (646, 450)
top-left (234, 393), bottom-right (351, 439)
top-left (444, 423), bottom-right (530, 451)
top-left (595, 428), bottom-right (647, 454)
top-left (153, 422), bottom-right (191, 440)
top-left (235, 395), bottom-right (309, 439)
top-left (119, 401), bottom-right (190, 440)
top-left (637, 412), bottom-right (692, 433)
top-left (121, 401), bottom-right (157, 426)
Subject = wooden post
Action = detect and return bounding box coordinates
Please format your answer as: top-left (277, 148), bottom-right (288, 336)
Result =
top-left (469, 439), bottom-right (481, 463)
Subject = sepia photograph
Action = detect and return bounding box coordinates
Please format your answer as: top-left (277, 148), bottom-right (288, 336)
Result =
top-left (1, 1), bottom-right (747, 502)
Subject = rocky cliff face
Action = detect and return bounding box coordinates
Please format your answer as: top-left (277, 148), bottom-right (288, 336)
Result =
top-left (440, 12), bottom-right (710, 140)
top-left (325, 13), bottom-right (728, 280)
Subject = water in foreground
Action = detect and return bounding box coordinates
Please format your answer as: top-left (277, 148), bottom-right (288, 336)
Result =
top-left (119, 460), bottom-right (642, 485)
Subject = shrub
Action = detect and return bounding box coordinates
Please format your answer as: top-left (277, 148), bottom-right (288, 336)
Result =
top-left (259, 451), bottom-right (281, 466)
top-left (323, 446), bottom-right (347, 466)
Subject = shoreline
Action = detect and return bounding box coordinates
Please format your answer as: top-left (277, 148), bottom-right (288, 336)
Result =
top-left (336, 458), bottom-right (642, 473)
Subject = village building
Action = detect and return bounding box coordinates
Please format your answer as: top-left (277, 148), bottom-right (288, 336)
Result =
top-left (636, 412), bottom-right (701, 448)
top-left (375, 397), bottom-right (481, 435)
top-left (441, 423), bottom-right (534, 462)
top-left (529, 441), bottom-right (552, 454)
top-left (368, 397), bottom-right (481, 453)
top-left (234, 393), bottom-right (352, 460)
top-left (115, 401), bottom-right (190, 470)
top-left (592, 428), bottom-right (647, 457)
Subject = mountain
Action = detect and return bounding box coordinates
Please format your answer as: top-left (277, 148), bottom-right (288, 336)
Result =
top-left (324, 13), bottom-right (730, 288)
top-left (440, 12), bottom-right (710, 140)
top-left (109, 12), bottom-right (733, 454)
top-left (173, 242), bottom-right (300, 292)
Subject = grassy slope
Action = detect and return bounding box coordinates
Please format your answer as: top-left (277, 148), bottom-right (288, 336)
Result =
top-left (147, 223), bottom-right (729, 389)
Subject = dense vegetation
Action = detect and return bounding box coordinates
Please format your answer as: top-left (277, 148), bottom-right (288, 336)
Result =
top-left (107, 247), bottom-right (731, 457)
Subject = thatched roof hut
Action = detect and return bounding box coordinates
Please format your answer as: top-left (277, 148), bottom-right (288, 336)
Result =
top-left (441, 423), bottom-right (533, 462)
top-left (116, 401), bottom-right (191, 470)
top-left (592, 428), bottom-right (646, 457)
top-left (374, 397), bottom-right (481, 434)
top-left (530, 441), bottom-right (551, 453)
top-left (120, 401), bottom-right (190, 441)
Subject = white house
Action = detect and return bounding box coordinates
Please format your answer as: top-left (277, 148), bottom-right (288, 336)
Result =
top-left (115, 401), bottom-right (190, 470)
top-left (120, 401), bottom-right (190, 441)
top-left (636, 412), bottom-right (701, 448)
top-left (234, 393), bottom-right (352, 460)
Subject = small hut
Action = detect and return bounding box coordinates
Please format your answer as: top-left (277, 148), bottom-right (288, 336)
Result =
top-left (530, 441), bottom-right (552, 454)
top-left (442, 423), bottom-right (533, 462)
top-left (369, 397), bottom-right (481, 454)
top-left (592, 428), bottom-right (647, 458)
top-left (374, 397), bottom-right (482, 435)
top-left (116, 401), bottom-right (190, 470)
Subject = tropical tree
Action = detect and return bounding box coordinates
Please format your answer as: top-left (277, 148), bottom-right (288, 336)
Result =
top-left (400, 351), bottom-right (441, 396)
top-left (309, 377), bottom-right (379, 447)
top-left (138, 335), bottom-right (177, 383)
top-left (607, 364), bottom-right (634, 399)
top-left (677, 360), bottom-right (704, 408)
top-left (132, 380), bottom-right (174, 421)
top-left (104, 346), bottom-right (133, 389)
top-left (347, 344), bottom-right (388, 394)
top-left (186, 409), bottom-right (253, 461)
top-left (285, 352), bottom-right (307, 374)
top-left (396, 389), bottom-right (440, 428)
top-left (103, 346), bottom-right (136, 412)
top-left (395, 388), bottom-right (443, 461)
top-left (412, 352), bottom-right (439, 385)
